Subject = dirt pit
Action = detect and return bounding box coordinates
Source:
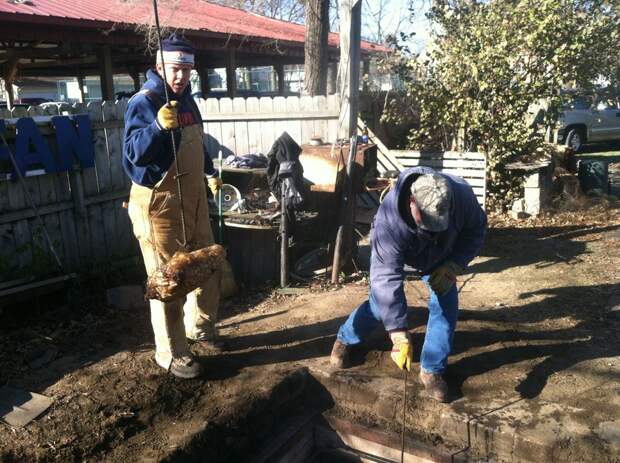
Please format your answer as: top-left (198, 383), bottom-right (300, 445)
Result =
top-left (0, 199), bottom-right (619, 462)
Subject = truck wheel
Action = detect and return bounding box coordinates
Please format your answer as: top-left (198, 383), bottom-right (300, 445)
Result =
top-left (566, 129), bottom-right (584, 152)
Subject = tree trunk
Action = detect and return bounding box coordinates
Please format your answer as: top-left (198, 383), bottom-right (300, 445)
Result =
top-left (303, 0), bottom-right (329, 95)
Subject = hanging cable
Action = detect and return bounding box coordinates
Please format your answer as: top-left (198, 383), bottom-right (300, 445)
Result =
top-left (152, 0), bottom-right (189, 248)
top-left (401, 369), bottom-right (408, 463)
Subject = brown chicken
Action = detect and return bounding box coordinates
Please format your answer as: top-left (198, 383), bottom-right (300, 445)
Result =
top-left (145, 244), bottom-right (226, 302)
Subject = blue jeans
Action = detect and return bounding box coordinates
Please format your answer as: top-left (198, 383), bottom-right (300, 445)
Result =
top-left (336, 275), bottom-right (459, 373)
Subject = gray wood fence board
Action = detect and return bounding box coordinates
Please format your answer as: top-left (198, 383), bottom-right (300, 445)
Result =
top-left (327, 95), bottom-right (340, 143)
top-left (273, 97), bottom-right (288, 144)
top-left (6, 167), bottom-right (26, 212)
top-left (398, 158), bottom-right (486, 173)
top-left (232, 97), bottom-right (249, 156)
top-left (204, 98), bottom-right (223, 158)
top-left (201, 112), bottom-right (338, 122)
top-left (0, 176), bottom-right (9, 213)
top-left (0, 189), bottom-right (130, 225)
top-left (259, 97), bottom-right (276, 155)
top-left (50, 170), bottom-right (77, 269)
top-left (36, 165), bottom-right (57, 208)
top-left (82, 102), bottom-right (104, 196)
top-left (88, 102), bottom-right (108, 194)
top-left (57, 208), bottom-right (79, 270)
top-left (392, 150), bottom-right (486, 160)
top-left (13, 219), bottom-right (32, 270)
top-left (87, 203), bottom-right (107, 264)
top-left (386, 148), bottom-right (486, 207)
top-left (34, 142), bottom-right (65, 269)
top-left (115, 100), bottom-right (132, 190)
top-left (245, 97), bottom-right (262, 154)
top-left (99, 102), bottom-right (116, 193)
top-left (84, 102), bottom-right (109, 263)
top-left (219, 98), bottom-right (236, 156)
top-left (0, 221), bottom-right (17, 276)
top-left (313, 95), bottom-right (328, 143)
top-left (54, 172), bottom-right (72, 201)
top-left (68, 169), bottom-right (91, 265)
top-left (101, 102), bottom-right (123, 260)
top-left (23, 175), bottom-right (42, 212)
top-left (101, 200), bottom-right (117, 262)
top-left (42, 208), bottom-right (65, 269)
top-left (287, 96), bottom-right (303, 145)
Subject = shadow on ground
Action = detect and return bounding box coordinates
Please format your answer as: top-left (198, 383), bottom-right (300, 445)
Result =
top-left (471, 223), bottom-right (619, 274)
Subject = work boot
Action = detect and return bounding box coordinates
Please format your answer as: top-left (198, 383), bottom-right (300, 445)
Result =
top-left (419, 370), bottom-right (449, 403)
top-left (330, 339), bottom-right (350, 369)
top-left (168, 355), bottom-right (202, 379)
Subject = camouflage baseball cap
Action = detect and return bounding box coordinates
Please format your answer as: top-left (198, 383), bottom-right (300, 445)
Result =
top-left (410, 174), bottom-right (452, 232)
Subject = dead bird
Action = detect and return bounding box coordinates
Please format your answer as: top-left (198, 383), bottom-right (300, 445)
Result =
top-left (146, 244), bottom-right (226, 302)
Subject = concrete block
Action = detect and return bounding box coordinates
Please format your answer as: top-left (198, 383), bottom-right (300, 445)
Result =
top-left (510, 198), bottom-right (529, 220)
top-left (437, 409), bottom-right (470, 448)
top-left (511, 198), bottom-right (525, 212)
top-left (524, 187), bottom-right (542, 215)
top-left (523, 172), bottom-right (542, 188)
top-left (106, 285), bottom-right (146, 309)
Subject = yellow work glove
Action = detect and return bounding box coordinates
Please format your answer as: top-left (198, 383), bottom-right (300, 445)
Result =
top-left (389, 331), bottom-right (413, 371)
top-left (208, 177), bottom-right (223, 195)
top-left (428, 261), bottom-right (463, 296)
top-left (156, 101), bottom-right (179, 130)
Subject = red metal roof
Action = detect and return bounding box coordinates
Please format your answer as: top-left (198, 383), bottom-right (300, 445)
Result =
top-left (0, 0), bottom-right (389, 53)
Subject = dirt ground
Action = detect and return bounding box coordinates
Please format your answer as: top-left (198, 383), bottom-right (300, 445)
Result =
top-left (0, 197), bottom-right (619, 462)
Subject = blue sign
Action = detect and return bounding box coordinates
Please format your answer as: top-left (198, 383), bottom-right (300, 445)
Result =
top-left (0, 115), bottom-right (95, 178)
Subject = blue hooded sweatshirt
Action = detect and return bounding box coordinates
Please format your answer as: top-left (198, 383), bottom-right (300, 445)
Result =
top-left (122, 69), bottom-right (216, 187)
top-left (370, 167), bottom-right (487, 331)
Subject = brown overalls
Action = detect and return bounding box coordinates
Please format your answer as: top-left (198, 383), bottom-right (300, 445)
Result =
top-left (127, 123), bottom-right (220, 369)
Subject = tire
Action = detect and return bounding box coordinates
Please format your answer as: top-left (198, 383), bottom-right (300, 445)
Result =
top-left (565, 128), bottom-right (585, 152)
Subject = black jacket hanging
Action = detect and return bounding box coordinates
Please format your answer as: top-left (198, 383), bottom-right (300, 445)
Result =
top-left (266, 131), bottom-right (307, 210)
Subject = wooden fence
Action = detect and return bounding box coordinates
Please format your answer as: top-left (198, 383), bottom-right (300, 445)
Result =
top-left (197, 95), bottom-right (342, 157)
top-left (0, 96), bottom-right (486, 285)
top-left (0, 95), bottom-right (344, 283)
top-left (0, 100), bottom-right (134, 285)
top-left (358, 120), bottom-right (487, 208)
top-left (391, 150), bottom-right (486, 206)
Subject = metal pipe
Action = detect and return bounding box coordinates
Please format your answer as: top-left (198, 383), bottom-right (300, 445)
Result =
top-left (280, 187), bottom-right (289, 288)
top-left (401, 370), bottom-right (408, 463)
top-left (218, 149), bottom-right (224, 244)
top-left (331, 136), bottom-right (357, 284)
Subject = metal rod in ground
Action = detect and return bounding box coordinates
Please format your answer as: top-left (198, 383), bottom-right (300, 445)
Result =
top-left (401, 369), bottom-right (408, 463)
top-left (151, 0), bottom-right (188, 248)
top-left (0, 133), bottom-right (63, 272)
top-left (280, 188), bottom-right (289, 288)
top-left (217, 150), bottom-right (224, 244)
top-left (331, 136), bottom-right (358, 284)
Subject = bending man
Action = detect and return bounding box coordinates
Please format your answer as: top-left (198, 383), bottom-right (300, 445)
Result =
top-left (330, 168), bottom-right (487, 402)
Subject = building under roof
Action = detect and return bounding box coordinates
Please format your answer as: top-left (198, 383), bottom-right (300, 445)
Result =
top-left (0, 0), bottom-right (389, 103)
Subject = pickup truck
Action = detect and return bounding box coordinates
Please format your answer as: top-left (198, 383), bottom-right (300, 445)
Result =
top-left (556, 95), bottom-right (620, 152)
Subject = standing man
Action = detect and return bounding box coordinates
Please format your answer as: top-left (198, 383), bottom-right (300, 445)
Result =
top-left (330, 168), bottom-right (487, 402)
top-left (123, 34), bottom-right (223, 379)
